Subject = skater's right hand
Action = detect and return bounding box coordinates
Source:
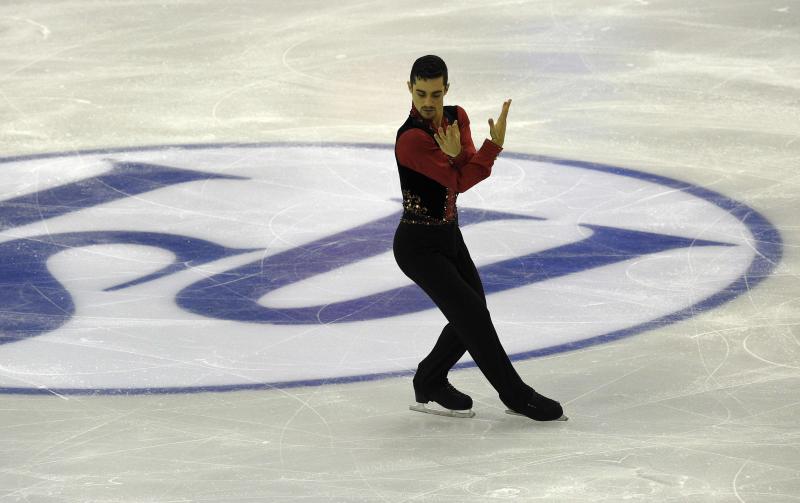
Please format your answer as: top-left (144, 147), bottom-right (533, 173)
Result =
top-left (489, 99), bottom-right (511, 147)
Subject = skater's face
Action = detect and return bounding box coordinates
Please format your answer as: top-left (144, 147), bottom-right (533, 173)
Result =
top-left (407, 76), bottom-right (448, 121)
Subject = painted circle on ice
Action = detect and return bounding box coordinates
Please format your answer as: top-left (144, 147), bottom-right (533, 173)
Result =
top-left (0, 142), bottom-right (782, 395)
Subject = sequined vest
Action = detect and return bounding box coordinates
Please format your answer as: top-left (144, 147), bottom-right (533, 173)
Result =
top-left (395, 105), bottom-right (459, 225)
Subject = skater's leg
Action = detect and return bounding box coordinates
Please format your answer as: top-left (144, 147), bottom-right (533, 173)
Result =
top-left (454, 226), bottom-right (487, 301)
top-left (450, 227), bottom-right (565, 421)
top-left (394, 223), bottom-right (565, 421)
top-left (395, 248), bottom-right (526, 396)
top-left (416, 227), bottom-right (489, 384)
top-left (415, 226), bottom-right (491, 383)
top-left (415, 323), bottom-right (465, 385)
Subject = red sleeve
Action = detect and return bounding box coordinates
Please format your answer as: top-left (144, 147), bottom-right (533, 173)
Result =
top-left (396, 105), bottom-right (503, 193)
top-left (450, 105), bottom-right (480, 170)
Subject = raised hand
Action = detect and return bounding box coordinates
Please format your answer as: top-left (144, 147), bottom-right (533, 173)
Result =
top-left (433, 120), bottom-right (461, 158)
top-left (489, 99), bottom-right (511, 147)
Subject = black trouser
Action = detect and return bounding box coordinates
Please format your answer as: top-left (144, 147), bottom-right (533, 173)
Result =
top-left (392, 220), bottom-right (526, 396)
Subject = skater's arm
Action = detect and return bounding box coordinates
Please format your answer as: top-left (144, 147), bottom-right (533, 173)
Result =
top-left (449, 106), bottom-right (480, 170)
top-left (453, 137), bottom-right (503, 192)
top-left (396, 114), bottom-right (503, 193)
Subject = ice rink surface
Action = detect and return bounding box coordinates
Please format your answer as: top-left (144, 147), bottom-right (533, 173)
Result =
top-left (1, 0), bottom-right (799, 501)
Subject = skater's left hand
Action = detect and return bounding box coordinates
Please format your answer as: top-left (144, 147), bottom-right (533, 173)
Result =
top-left (489, 99), bottom-right (511, 147)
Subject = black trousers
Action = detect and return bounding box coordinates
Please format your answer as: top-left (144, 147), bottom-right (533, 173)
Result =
top-left (392, 221), bottom-right (526, 396)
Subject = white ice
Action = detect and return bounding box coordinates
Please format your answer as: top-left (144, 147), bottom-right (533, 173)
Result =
top-left (0, 1), bottom-right (799, 502)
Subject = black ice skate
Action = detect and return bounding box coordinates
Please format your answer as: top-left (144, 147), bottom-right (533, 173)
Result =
top-left (501, 386), bottom-right (568, 422)
top-left (410, 378), bottom-right (475, 418)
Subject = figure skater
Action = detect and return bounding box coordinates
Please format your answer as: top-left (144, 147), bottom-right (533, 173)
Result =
top-left (393, 54), bottom-right (566, 421)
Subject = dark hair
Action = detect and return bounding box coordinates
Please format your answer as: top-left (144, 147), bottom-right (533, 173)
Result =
top-left (410, 55), bottom-right (448, 88)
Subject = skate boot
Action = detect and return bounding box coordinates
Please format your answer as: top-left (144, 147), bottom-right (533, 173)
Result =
top-left (410, 377), bottom-right (475, 418)
top-left (501, 385), bottom-right (568, 422)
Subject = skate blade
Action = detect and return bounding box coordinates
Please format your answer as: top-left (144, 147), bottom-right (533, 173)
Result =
top-left (505, 409), bottom-right (568, 421)
top-left (409, 402), bottom-right (475, 418)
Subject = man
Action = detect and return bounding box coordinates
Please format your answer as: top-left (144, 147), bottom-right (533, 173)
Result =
top-left (392, 55), bottom-right (566, 422)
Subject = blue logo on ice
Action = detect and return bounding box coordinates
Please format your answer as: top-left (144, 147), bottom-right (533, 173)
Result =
top-left (0, 143), bottom-right (782, 395)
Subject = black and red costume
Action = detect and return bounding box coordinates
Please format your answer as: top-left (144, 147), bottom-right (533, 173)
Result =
top-left (392, 102), bottom-right (531, 403)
